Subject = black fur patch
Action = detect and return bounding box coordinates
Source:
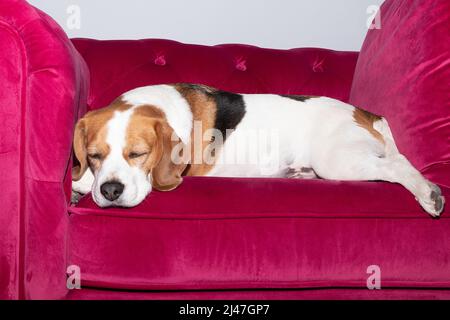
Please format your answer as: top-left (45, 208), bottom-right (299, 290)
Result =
top-left (175, 83), bottom-right (246, 139)
top-left (212, 90), bottom-right (246, 139)
top-left (281, 95), bottom-right (314, 102)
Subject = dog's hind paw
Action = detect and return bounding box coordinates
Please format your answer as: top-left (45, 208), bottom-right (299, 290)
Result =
top-left (285, 167), bottom-right (318, 179)
top-left (418, 184), bottom-right (445, 218)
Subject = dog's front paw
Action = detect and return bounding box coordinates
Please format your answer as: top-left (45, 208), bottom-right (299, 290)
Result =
top-left (71, 190), bottom-right (83, 205)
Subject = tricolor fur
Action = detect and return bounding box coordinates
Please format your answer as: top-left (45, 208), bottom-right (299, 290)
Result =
top-left (72, 84), bottom-right (445, 217)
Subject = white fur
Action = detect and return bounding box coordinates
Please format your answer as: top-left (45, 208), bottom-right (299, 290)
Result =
top-left (207, 95), bottom-right (444, 217)
top-left (90, 84), bottom-right (194, 207)
top-left (92, 108), bottom-right (151, 207)
top-left (72, 168), bottom-right (94, 194)
top-left (208, 95), bottom-right (356, 177)
top-left (73, 88), bottom-right (444, 216)
top-left (122, 85), bottom-right (193, 144)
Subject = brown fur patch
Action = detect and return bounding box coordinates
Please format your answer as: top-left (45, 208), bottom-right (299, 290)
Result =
top-left (174, 84), bottom-right (218, 176)
top-left (72, 99), bottom-right (133, 180)
top-left (124, 105), bottom-right (165, 171)
top-left (124, 104), bottom-right (188, 191)
top-left (132, 104), bottom-right (165, 119)
top-left (108, 97), bottom-right (135, 112)
top-left (353, 108), bottom-right (385, 143)
top-left (151, 120), bottom-right (188, 191)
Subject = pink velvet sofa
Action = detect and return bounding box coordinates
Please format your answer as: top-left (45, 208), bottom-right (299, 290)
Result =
top-left (1, 0), bottom-right (449, 300)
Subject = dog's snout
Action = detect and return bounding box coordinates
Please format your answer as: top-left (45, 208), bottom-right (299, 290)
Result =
top-left (100, 181), bottom-right (124, 201)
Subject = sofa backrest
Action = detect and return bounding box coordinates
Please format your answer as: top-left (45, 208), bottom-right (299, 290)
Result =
top-left (349, 0), bottom-right (450, 187)
top-left (72, 39), bottom-right (358, 109)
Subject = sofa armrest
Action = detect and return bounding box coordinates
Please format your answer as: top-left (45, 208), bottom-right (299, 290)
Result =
top-left (0, 0), bottom-right (89, 299)
top-left (349, 0), bottom-right (450, 187)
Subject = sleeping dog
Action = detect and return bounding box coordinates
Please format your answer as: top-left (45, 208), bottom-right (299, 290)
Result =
top-left (72, 84), bottom-right (445, 217)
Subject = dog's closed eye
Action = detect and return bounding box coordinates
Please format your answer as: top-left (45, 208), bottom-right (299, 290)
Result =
top-left (129, 152), bottom-right (148, 159)
top-left (88, 153), bottom-right (103, 160)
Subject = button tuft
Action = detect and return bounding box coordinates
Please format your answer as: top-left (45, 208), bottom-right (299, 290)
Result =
top-left (236, 60), bottom-right (247, 71)
top-left (312, 58), bottom-right (324, 72)
top-left (154, 55), bottom-right (166, 66)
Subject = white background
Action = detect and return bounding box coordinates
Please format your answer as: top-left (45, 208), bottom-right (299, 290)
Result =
top-left (28, 0), bottom-right (384, 51)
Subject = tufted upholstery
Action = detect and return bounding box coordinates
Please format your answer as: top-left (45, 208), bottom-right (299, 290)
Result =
top-left (71, 39), bottom-right (358, 109)
top-left (0, 0), bottom-right (88, 299)
top-left (2, 0), bottom-right (450, 300)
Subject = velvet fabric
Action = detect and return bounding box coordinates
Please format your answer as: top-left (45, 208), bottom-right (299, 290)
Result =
top-left (69, 178), bottom-right (450, 291)
top-left (1, 0), bottom-right (449, 300)
top-left (0, 0), bottom-right (89, 299)
top-left (71, 39), bottom-right (358, 109)
top-left (67, 288), bottom-right (450, 300)
top-left (349, 0), bottom-right (450, 188)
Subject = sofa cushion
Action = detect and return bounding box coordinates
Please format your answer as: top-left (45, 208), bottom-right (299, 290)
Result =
top-left (66, 288), bottom-right (450, 300)
top-left (349, 0), bottom-right (450, 188)
top-left (68, 177), bottom-right (450, 291)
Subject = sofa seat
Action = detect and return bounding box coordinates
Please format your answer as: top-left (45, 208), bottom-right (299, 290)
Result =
top-left (68, 177), bottom-right (450, 291)
top-left (66, 288), bottom-right (450, 300)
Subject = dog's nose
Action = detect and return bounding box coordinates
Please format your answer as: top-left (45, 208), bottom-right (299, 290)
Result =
top-left (100, 181), bottom-right (124, 201)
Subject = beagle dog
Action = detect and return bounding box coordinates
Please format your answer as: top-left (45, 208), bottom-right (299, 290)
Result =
top-left (72, 83), bottom-right (445, 217)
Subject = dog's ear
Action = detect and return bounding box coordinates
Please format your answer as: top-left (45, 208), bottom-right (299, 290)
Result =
top-left (151, 121), bottom-right (188, 191)
top-left (72, 119), bottom-right (88, 181)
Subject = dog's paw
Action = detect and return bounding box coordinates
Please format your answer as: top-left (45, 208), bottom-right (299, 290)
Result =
top-left (285, 167), bottom-right (318, 179)
top-left (71, 190), bottom-right (83, 205)
top-left (418, 184), bottom-right (445, 218)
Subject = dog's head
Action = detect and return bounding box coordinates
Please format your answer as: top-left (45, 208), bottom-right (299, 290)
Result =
top-left (72, 102), bottom-right (187, 207)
